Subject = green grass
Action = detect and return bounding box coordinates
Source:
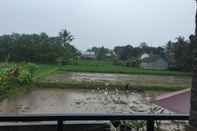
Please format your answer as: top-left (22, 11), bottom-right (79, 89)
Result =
top-left (0, 61), bottom-right (192, 94)
top-left (0, 63), bottom-right (59, 80)
top-left (60, 60), bottom-right (191, 76)
top-left (1, 60), bottom-right (191, 77)
top-left (33, 64), bottom-right (59, 80)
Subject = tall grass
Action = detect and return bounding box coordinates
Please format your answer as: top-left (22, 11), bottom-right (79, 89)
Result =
top-left (60, 60), bottom-right (191, 76)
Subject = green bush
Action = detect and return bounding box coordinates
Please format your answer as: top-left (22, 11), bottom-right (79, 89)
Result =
top-left (112, 57), bottom-right (125, 66)
top-left (113, 57), bottom-right (141, 68)
top-left (0, 63), bottom-right (37, 98)
top-left (69, 56), bottom-right (80, 65)
top-left (18, 69), bottom-right (32, 85)
top-left (21, 63), bottom-right (38, 78)
top-left (0, 65), bottom-right (19, 96)
top-left (125, 57), bottom-right (141, 68)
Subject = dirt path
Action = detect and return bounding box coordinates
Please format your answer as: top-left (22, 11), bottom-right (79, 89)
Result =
top-left (43, 72), bottom-right (191, 87)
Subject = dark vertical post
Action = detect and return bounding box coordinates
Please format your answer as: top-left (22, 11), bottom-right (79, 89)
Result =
top-left (147, 120), bottom-right (154, 131)
top-left (57, 120), bottom-right (64, 131)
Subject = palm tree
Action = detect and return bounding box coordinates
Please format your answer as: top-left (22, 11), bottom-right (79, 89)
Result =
top-left (189, 0), bottom-right (197, 130)
top-left (59, 29), bottom-right (73, 47)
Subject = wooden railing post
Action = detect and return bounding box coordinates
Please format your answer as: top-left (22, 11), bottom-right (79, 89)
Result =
top-left (57, 120), bottom-right (63, 131)
top-left (147, 120), bottom-right (154, 131)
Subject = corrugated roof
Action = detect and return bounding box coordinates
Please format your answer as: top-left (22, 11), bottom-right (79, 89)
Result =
top-left (153, 89), bottom-right (190, 114)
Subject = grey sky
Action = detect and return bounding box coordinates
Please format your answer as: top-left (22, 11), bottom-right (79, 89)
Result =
top-left (0, 0), bottom-right (195, 50)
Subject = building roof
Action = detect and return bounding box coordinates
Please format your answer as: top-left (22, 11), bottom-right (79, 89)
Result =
top-left (153, 89), bottom-right (190, 114)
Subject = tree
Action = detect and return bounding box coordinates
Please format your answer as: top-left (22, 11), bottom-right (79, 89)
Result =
top-left (114, 45), bottom-right (136, 60)
top-left (0, 30), bottom-right (78, 64)
top-left (87, 46), bottom-right (112, 60)
top-left (114, 44), bottom-right (165, 62)
top-left (166, 37), bottom-right (192, 71)
top-left (189, 0), bottom-right (197, 130)
top-left (139, 42), bottom-right (148, 48)
top-left (59, 29), bottom-right (73, 47)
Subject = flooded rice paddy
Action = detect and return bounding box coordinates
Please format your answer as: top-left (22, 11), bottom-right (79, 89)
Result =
top-left (0, 72), bottom-right (181, 114)
top-left (0, 88), bottom-right (158, 114)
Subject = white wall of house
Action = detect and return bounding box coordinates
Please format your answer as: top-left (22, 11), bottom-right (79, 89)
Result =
top-left (140, 53), bottom-right (149, 59)
top-left (81, 51), bottom-right (96, 59)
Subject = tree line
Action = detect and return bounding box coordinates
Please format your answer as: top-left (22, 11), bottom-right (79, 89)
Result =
top-left (0, 29), bottom-right (78, 64)
top-left (0, 28), bottom-right (193, 71)
top-left (87, 36), bottom-right (192, 71)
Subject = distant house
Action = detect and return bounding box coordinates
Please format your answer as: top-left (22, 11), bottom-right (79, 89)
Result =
top-left (140, 53), bottom-right (149, 59)
top-left (140, 54), bottom-right (168, 70)
top-left (81, 51), bottom-right (96, 59)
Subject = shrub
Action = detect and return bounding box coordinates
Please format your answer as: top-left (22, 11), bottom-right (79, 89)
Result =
top-left (0, 63), bottom-right (37, 98)
top-left (112, 57), bottom-right (125, 66)
top-left (0, 65), bottom-right (20, 97)
top-left (125, 57), bottom-right (141, 68)
top-left (18, 69), bottom-right (32, 85)
top-left (21, 63), bottom-right (38, 78)
top-left (70, 56), bottom-right (80, 65)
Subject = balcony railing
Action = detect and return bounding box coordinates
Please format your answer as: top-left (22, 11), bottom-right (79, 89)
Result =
top-left (0, 113), bottom-right (189, 131)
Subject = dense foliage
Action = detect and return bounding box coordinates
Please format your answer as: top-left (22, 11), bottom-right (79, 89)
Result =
top-left (114, 44), bottom-right (165, 61)
top-left (88, 36), bottom-right (192, 71)
top-left (0, 29), bottom-right (78, 64)
top-left (166, 36), bottom-right (193, 71)
top-left (87, 46), bottom-right (114, 60)
top-left (0, 63), bottom-right (37, 98)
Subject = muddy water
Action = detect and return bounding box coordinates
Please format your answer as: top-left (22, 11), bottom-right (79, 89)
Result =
top-left (0, 88), bottom-right (153, 114)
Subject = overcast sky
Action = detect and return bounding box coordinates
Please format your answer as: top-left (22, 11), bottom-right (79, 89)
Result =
top-left (0, 0), bottom-right (195, 50)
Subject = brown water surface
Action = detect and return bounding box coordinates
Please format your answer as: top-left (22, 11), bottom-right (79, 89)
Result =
top-left (0, 88), bottom-right (153, 114)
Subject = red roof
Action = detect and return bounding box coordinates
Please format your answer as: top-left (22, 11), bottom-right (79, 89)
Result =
top-left (153, 89), bottom-right (190, 114)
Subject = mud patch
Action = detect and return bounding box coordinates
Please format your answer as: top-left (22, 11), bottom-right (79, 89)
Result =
top-left (0, 88), bottom-right (157, 114)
